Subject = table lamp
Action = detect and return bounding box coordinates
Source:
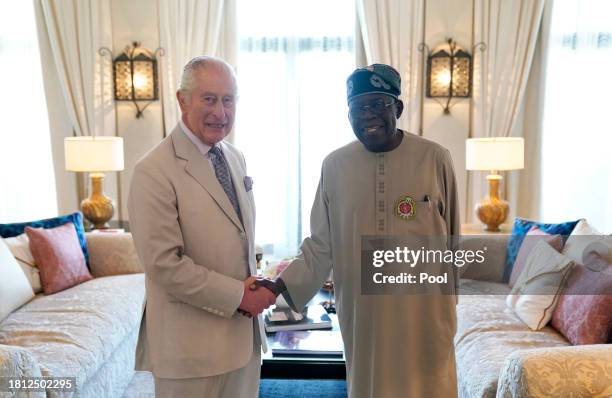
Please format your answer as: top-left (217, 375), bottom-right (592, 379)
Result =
top-left (466, 137), bottom-right (524, 232)
top-left (64, 136), bottom-right (124, 229)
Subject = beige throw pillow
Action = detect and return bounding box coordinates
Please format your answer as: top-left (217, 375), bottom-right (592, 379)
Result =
top-left (0, 238), bottom-right (35, 321)
top-left (562, 219), bottom-right (612, 264)
top-left (4, 233), bottom-right (42, 293)
top-left (506, 240), bottom-right (574, 330)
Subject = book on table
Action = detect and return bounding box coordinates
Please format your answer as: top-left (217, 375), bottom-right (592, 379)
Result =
top-left (269, 329), bottom-right (344, 358)
top-left (264, 304), bottom-right (332, 333)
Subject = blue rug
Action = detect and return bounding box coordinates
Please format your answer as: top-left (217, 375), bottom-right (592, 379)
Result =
top-left (260, 379), bottom-right (347, 398)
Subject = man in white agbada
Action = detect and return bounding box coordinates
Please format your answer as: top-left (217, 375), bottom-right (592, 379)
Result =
top-left (257, 64), bottom-right (460, 397)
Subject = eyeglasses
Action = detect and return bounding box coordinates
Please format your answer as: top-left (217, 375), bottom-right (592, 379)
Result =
top-left (348, 98), bottom-right (396, 118)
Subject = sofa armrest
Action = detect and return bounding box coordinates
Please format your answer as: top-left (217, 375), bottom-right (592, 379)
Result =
top-left (459, 235), bottom-right (510, 283)
top-left (497, 344), bottom-right (612, 398)
top-left (85, 232), bottom-right (143, 277)
top-left (0, 344), bottom-right (44, 395)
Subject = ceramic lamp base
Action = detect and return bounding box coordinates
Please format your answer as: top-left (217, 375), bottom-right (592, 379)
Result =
top-left (81, 173), bottom-right (114, 229)
top-left (475, 174), bottom-right (509, 232)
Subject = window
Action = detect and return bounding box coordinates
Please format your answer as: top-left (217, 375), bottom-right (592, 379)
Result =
top-left (0, 0), bottom-right (57, 222)
top-left (235, 0), bottom-right (356, 257)
top-left (540, 0), bottom-right (612, 232)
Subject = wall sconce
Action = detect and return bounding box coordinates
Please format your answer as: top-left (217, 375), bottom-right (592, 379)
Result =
top-left (99, 42), bottom-right (163, 118)
top-left (419, 38), bottom-right (485, 115)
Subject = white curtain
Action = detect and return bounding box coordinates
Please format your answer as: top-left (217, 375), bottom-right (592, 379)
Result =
top-left (35, 0), bottom-right (115, 212)
top-left (234, 0), bottom-right (355, 258)
top-left (512, 3), bottom-right (554, 222)
top-left (0, 1), bottom-right (57, 222)
top-left (157, 0), bottom-right (237, 135)
top-left (36, 0), bottom-right (114, 139)
top-left (540, 0), bottom-right (612, 232)
top-left (467, 0), bottom-right (546, 223)
top-left (355, 0), bottom-right (424, 135)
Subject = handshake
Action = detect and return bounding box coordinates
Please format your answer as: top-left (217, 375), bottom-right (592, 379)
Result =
top-left (237, 276), bottom-right (285, 317)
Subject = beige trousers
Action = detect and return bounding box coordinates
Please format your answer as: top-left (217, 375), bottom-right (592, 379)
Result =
top-left (154, 348), bottom-right (261, 398)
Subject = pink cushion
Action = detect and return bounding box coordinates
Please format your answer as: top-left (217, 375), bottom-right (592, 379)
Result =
top-left (551, 254), bottom-right (612, 345)
top-left (25, 223), bottom-right (92, 294)
top-left (509, 226), bottom-right (563, 288)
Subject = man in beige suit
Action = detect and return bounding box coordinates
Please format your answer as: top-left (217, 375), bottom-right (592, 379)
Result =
top-left (128, 56), bottom-right (275, 398)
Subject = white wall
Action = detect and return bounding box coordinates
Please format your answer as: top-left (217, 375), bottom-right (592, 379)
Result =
top-left (111, 0), bottom-right (164, 220)
top-left (422, 0), bottom-right (473, 223)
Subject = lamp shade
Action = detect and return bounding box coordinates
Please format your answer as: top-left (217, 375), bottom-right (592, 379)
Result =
top-left (466, 137), bottom-right (524, 171)
top-left (64, 137), bottom-right (124, 172)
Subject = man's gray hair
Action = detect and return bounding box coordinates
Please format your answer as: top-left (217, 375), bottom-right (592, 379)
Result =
top-left (177, 56), bottom-right (236, 98)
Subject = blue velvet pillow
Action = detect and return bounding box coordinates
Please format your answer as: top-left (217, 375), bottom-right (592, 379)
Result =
top-left (502, 217), bottom-right (580, 282)
top-left (0, 212), bottom-right (89, 266)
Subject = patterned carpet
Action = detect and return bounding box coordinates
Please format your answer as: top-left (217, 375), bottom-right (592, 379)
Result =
top-left (122, 371), bottom-right (347, 398)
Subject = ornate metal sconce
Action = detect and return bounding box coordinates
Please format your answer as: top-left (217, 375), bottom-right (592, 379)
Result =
top-left (99, 42), bottom-right (164, 118)
top-left (419, 38), bottom-right (485, 115)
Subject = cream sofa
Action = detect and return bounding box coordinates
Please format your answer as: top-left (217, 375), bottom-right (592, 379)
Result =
top-left (457, 235), bottom-right (612, 398)
top-left (0, 233), bottom-right (144, 398)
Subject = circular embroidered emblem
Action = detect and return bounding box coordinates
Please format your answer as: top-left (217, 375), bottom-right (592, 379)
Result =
top-left (395, 196), bottom-right (416, 220)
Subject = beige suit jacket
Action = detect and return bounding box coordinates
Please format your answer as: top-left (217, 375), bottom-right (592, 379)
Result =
top-left (128, 125), bottom-right (266, 379)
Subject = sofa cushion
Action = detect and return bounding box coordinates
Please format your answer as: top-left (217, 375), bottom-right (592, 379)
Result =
top-left (503, 217), bottom-right (579, 282)
top-left (506, 241), bottom-right (575, 330)
top-left (508, 226), bottom-right (562, 288)
top-left (26, 223), bottom-right (93, 294)
top-left (4, 233), bottom-right (42, 293)
top-left (562, 218), bottom-right (612, 264)
top-left (456, 280), bottom-right (569, 398)
top-left (551, 254), bottom-right (612, 345)
top-left (0, 212), bottom-right (89, 266)
top-left (0, 238), bottom-right (35, 322)
top-left (0, 274), bottom-right (144, 388)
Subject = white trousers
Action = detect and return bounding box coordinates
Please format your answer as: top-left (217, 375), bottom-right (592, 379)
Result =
top-left (154, 348), bottom-right (261, 398)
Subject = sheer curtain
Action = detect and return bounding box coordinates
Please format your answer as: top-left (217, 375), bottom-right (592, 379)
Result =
top-left (355, 0), bottom-right (424, 134)
top-left (540, 0), bottom-right (612, 232)
top-left (234, 0), bottom-right (355, 258)
top-left (0, 0), bottom-right (57, 222)
top-left (157, 0), bottom-right (236, 135)
top-left (467, 0), bottom-right (546, 223)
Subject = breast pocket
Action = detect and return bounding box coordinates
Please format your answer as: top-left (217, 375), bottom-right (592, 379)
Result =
top-left (393, 196), bottom-right (448, 236)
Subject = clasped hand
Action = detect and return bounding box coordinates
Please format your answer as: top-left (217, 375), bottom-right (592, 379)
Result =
top-left (237, 276), bottom-right (279, 317)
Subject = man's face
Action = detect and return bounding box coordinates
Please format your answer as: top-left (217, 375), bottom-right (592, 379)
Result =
top-left (177, 65), bottom-right (237, 146)
top-left (348, 93), bottom-right (404, 152)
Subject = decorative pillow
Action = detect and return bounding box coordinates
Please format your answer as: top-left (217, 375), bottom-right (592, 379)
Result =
top-left (503, 217), bottom-right (579, 282)
top-left (0, 238), bottom-right (35, 321)
top-left (562, 219), bottom-right (612, 265)
top-left (509, 226), bottom-right (563, 288)
top-left (25, 223), bottom-right (93, 295)
top-left (3, 233), bottom-right (42, 293)
top-left (506, 241), bottom-right (575, 330)
top-left (551, 254), bottom-right (612, 345)
top-left (0, 212), bottom-right (89, 266)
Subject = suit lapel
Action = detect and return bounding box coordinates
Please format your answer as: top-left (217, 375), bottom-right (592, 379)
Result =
top-left (221, 142), bottom-right (257, 275)
top-left (171, 129), bottom-right (244, 232)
